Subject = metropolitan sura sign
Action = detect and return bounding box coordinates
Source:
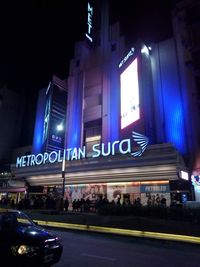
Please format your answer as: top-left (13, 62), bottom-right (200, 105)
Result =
top-left (16, 132), bottom-right (149, 168)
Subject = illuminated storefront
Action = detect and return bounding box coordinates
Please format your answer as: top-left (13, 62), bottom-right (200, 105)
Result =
top-left (0, 178), bottom-right (27, 205)
top-left (12, 141), bottom-right (190, 207)
top-left (11, 1), bottom-right (193, 206)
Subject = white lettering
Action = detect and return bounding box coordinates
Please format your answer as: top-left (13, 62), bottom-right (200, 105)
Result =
top-left (36, 154), bottom-right (43, 165)
top-left (119, 139), bottom-right (131, 154)
top-left (49, 151), bottom-right (58, 163)
top-left (88, 2), bottom-right (93, 14)
top-left (57, 150), bottom-right (63, 162)
top-left (71, 148), bottom-right (78, 160)
top-left (86, 2), bottom-right (93, 43)
top-left (119, 47), bottom-right (135, 68)
top-left (92, 144), bottom-right (101, 158)
top-left (26, 155), bottom-right (32, 166)
top-left (66, 148), bottom-right (72, 160)
top-left (15, 132), bottom-right (149, 168)
top-left (85, 33), bottom-right (93, 43)
top-left (102, 143), bottom-right (111, 156)
top-left (22, 156), bottom-right (26, 167)
top-left (112, 140), bottom-right (120, 155)
top-left (88, 13), bottom-right (92, 32)
top-left (78, 146), bottom-right (86, 159)
top-left (30, 155), bottom-right (36, 166)
top-left (43, 152), bottom-right (49, 164)
top-left (16, 157), bottom-right (23, 168)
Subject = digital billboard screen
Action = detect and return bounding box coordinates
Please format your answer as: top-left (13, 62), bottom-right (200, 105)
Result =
top-left (120, 57), bottom-right (140, 129)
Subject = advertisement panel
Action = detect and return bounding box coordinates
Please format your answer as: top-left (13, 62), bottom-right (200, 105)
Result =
top-left (61, 181), bottom-right (172, 209)
top-left (120, 57), bottom-right (140, 129)
top-left (140, 182), bottom-right (170, 206)
top-left (107, 183), bottom-right (126, 203)
top-left (65, 184), bottom-right (107, 205)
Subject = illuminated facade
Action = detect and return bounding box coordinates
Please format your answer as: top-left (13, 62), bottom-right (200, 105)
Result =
top-left (11, 1), bottom-right (197, 206)
top-left (32, 75), bottom-right (67, 155)
top-left (171, 0), bottom-right (200, 201)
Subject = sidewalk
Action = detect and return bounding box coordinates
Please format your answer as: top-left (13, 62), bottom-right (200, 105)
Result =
top-left (25, 209), bottom-right (200, 245)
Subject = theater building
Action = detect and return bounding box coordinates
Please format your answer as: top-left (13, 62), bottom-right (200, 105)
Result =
top-left (11, 1), bottom-right (197, 207)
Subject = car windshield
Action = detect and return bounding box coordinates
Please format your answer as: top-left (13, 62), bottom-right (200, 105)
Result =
top-left (15, 211), bottom-right (35, 226)
top-left (0, 211), bottom-right (34, 229)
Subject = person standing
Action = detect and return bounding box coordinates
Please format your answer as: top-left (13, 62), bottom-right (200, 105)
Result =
top-left (64, 198), bottom-right (69, 212)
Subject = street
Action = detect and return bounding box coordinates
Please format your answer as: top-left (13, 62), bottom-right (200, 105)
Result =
top-left (51, 229), bottom-right (200, 267)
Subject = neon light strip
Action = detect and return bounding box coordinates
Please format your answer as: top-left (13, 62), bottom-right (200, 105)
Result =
top-left (36, 220), bottom-right (200, 245)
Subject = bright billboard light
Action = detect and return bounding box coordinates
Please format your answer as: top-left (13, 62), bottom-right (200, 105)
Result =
top-left (180, 171), bottom-right (189, 181)
top-left (120, 58), bottom-right (140, 129)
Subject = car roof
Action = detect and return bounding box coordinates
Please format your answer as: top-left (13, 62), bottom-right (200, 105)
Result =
top-left (0, 208), bottom-right (19, 213)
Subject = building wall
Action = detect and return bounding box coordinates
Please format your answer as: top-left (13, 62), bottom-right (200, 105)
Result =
top-left (172, 0), bottom-right (200, 175)
top-left (66, 72), bottom-right (84, 149)
top-left (151, 38), bottom-right (187, 155)
top-left (32, 76), bottom-right (67, 155)
top-left (31, 3), bottom-right (192, 162)
top-left (67, 19), bottom-right (125, 149)
top-left (67, 34), bottom-right (190, 157)
top-left (32, 88), bottom-right (46, 155)
top-left (24, 1), bottom-right (194, 201)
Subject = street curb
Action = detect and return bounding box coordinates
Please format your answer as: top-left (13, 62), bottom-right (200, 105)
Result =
top-left (35, 220), bottom-right (200, 245)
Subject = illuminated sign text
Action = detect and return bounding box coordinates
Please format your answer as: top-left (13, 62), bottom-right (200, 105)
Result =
top-left (85, 2), bottom-right (93, 43)
top-left (119, 47), bottom-right (135, 68)
top-left (16, 132), bottom-right (149, 168)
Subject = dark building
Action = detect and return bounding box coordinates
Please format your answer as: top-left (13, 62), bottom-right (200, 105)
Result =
top-left (0, 86), bottom-right (24, 165)
top-left (0, 86), bottom-right (30, 202)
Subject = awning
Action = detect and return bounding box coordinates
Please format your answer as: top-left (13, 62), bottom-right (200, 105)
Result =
top-left (0, 187), bottom-right (26, 193)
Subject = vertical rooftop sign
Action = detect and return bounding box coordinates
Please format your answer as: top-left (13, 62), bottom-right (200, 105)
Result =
top-left (85, 2), bottom-right (93, 43)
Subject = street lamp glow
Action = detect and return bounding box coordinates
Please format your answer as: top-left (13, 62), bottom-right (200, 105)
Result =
top-left (56, 123), bottom-right (64, 131)
top-left (141, 45), bottom-right (149, 56)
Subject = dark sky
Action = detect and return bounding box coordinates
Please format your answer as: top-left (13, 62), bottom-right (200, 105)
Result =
top-left (0, 0), bottom-right (85, 93)
top-left (0, 0), bottom-right (173, 94)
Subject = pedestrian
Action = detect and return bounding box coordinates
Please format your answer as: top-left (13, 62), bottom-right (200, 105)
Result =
top-left (161, 195), bottom-right (167, 207)
top-left (64, 198), bottom-right (69, 212)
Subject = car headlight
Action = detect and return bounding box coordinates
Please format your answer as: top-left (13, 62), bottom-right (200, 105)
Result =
top-left (11, 245), bottom-right (36, 255)
top-left (18, 245), bottom-right (35, 254)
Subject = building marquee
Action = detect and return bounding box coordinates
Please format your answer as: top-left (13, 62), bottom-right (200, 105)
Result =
top-left (16, 132), bottom-right (149, 168)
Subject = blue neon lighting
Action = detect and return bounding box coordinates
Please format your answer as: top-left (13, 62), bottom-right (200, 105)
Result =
top-left (164, 99), bottom-right (186, 154)
top-left (32, 89), bottom-right (46, 154)
top-left (160, 50), bottom-right (187, 154)
top-left (152, 39), bottom-right (188, 155)
top-left (67, 77), bottom-right (83, 149)
top-left (110, 60), bottom-right (120, 142)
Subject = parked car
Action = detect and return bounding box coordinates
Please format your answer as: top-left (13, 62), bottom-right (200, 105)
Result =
top-left (0, 208), bottom-right (63, 266)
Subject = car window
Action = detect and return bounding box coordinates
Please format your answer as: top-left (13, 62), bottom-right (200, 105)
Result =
top-left (1, 213), bottom-right (17, 230)
top-left (16, 212), bottom-right (34, 226)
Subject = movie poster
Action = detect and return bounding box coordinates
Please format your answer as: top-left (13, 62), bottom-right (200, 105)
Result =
top-left (65, 184), bottom-right (107, 206)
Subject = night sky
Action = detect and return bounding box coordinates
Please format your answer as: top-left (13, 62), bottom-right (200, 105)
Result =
top-left (0, 0), bottom-right (173, 95)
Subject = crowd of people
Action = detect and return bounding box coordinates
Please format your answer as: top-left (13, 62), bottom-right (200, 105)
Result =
top-left (0, 191), bottom-right (169, 212)
top-left (0, 194), bottom-right (140, 212)
top-left (146, 193), bottom-right (167, 207)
